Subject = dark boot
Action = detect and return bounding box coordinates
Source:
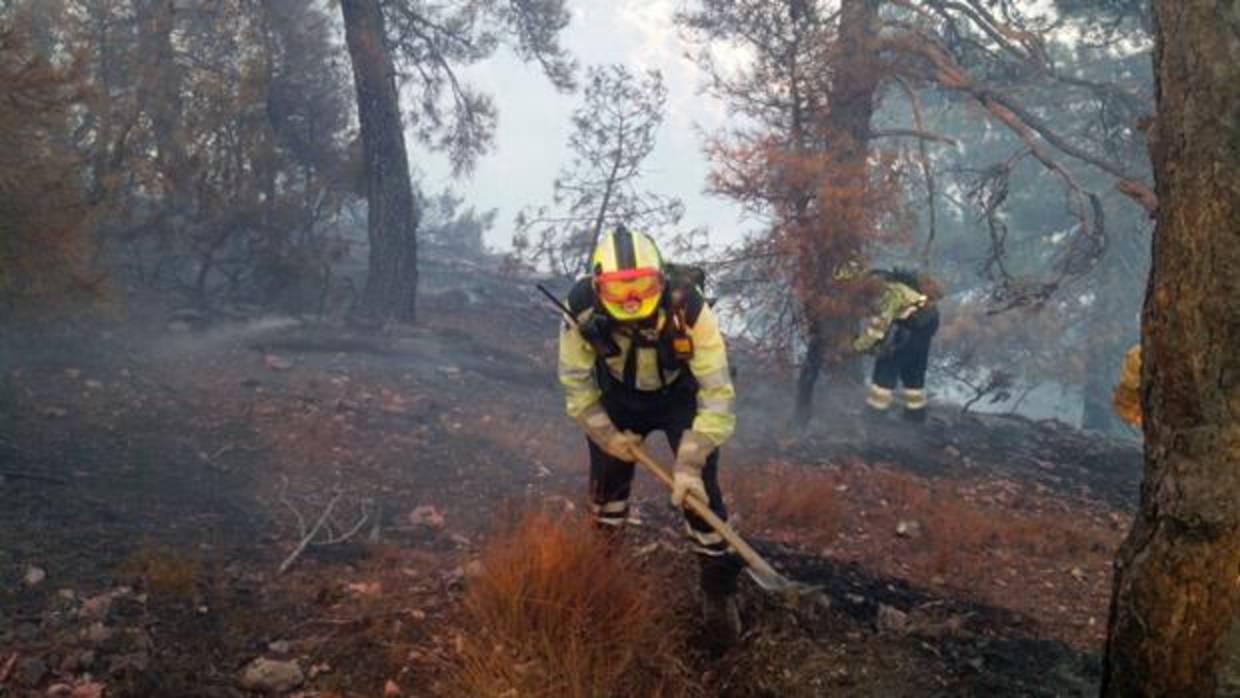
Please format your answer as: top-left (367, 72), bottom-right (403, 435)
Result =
top-left (702, 592), bottom-right (742, 648)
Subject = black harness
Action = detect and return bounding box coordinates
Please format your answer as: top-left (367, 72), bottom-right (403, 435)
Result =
top-left (567, 276), bottom-right (704, 395)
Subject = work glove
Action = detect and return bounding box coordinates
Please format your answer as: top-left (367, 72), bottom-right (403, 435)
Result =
top-left (671, 467), bottom-right (707, 509)
top-left (601, 429), bottom-right (643, 461)
top-left (578, 403), bottom-right (642, 461)
top-left (671, 431), bottom-right (712, 508)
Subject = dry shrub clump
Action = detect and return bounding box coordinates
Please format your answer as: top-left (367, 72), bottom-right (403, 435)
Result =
top-left (447, 511), bottom-right (696, 698)
top-left (918, 490), bottom-right (1003, 579)
top-left (917, 486), bottom-right (1110, 579)
top-left (855, 468), bottom-right (1112, 586)
top-left (863, 467), bottom-right (931, 511)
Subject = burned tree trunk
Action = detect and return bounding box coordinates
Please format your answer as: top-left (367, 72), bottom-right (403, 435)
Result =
top-left (340, 0), bottom-right (418, 322)
top-left (793, 0), bottom-right (880, 425)
top-left (1101, 2), bottom-right (1240, 696)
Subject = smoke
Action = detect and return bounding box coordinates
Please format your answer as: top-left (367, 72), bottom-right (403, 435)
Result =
top-left (147, 315), bottom-right (304, 363)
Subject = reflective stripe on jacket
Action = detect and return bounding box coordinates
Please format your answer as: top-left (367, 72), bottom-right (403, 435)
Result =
top-left (557, 302), bottom-right (736, 447)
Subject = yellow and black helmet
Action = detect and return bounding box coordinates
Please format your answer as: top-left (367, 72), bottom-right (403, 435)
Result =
top-left (591, 226), bottom-right (664, 321)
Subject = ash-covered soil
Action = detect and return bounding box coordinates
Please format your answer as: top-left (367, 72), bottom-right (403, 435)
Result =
top-left (1, 258), bottom-right (1141, 697)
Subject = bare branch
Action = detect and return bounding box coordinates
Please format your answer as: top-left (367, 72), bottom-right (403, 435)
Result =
top-left (869, 127), bottom-right (959, 146)
top-left (279, 489), bottom-right (343, 575)
top-left (316, 499), bottom-right (374, 546)
top-left (278, 475), bottom-right (308, 539)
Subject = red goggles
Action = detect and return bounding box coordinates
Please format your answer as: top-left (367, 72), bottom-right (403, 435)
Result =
top-left (595, 268), bottom-right (663, 304)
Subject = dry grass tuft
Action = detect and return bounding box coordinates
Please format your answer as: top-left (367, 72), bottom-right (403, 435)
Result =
top-left (445, 511), bottom-right (696, 698)
top-left (119, 547), bottom-right (199, 601)
top-left (863, 467), bottom-right (932, 511)
top-left (728, 463), bottom-right (844, 546)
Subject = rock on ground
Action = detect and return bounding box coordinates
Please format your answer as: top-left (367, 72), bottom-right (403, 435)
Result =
top-left (238, 657), bottom-right (304, 694)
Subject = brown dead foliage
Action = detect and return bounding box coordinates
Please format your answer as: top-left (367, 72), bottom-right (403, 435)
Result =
top-left (445, 511), bottom-right (698, 698)
top-left (727, 463), bottom-right (844, 547)
top-left (854, 468), bottom-right (1109, 583)
top-left (732, 461), bottom-right (1121, 647)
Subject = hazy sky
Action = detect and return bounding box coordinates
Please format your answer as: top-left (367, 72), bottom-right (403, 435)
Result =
top-left (419, 1), bottom-right (750, 253)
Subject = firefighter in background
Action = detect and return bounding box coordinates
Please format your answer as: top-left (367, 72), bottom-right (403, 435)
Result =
top-left (1113, 344), bottom-right (1142, 427)
top-left (557, 225), bottom-right (743, 642)
top-left (851, 267), bottom-right (943, 422)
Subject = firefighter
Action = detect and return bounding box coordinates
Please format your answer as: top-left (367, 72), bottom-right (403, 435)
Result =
top-left (852, 268), bottom-right (942, 422)
top-left (1113, 343), bottom-right (1141, 427)
top-left (557, 225), bottom-right (743, 643)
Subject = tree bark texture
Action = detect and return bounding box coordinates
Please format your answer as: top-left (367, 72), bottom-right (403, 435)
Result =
top-left (794, 0), bottom-right (880, 423)
top-left (794, 314), bottom-right (827, 427)
top-left (1101, 2), bottom-right (1240, 696)
top-left (135, 0), bottom-right (190, 214)
top-left (340, 0), bottom-right (419, 322)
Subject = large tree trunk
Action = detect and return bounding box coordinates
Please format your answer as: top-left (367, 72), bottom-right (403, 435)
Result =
top-left (793, 314), bottom-right (827, 426)
top-left (794, 0), bottom-right (880, 424)
top-left (340, 0), bottom-right (418, 322)
top-left (1100, 2), bottom-right (1240, 696)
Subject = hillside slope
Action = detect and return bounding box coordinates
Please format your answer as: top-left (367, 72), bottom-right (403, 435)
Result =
top-left (0, 257), bottom-right (1141, 696)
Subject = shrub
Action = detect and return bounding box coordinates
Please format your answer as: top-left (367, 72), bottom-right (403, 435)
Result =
top-left (446, 511), bottom-right (696, 698)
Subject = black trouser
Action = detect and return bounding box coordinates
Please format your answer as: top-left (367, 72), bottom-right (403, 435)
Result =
top-left (588, 379), bottom-right (743, 596)
top-left (871, 306), bottom-right (939, 411)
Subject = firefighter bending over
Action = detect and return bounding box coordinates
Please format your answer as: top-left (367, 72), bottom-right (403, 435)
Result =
top-left (852, 268), bottom-right (942, 422)
top-left (556, 225), bottom-right (743, 643)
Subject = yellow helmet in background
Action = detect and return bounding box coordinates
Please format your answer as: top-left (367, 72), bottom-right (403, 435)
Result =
top-left (591, 226), bottom-right (664, 322)
top-left (832, 257), bottom-right (866, 282)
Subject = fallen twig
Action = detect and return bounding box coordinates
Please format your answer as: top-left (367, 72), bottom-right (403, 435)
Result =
top-left (0, 651), bottom-right (18, 683)
top-left (278, 476), bottom-right (308, 539)
top-left (315, 499), bottom-right (374, 546)
top-left (278, 490), bottom-right (343, 575)
top-left (368, 502), bottom-right (383, 542)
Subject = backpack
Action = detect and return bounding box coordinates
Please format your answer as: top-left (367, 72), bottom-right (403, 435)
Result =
top-left (664, 262), bottom-right (707, 294)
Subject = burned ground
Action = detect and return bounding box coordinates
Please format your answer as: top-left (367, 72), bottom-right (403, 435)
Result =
top-left (0, 258), bottom-right (1141, 697)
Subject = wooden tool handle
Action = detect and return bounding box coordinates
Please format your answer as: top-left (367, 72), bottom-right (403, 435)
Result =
top-left (629, 445), bottom-right (782, 581)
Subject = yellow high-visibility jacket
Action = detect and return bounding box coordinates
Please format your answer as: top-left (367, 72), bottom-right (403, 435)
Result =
top-left (853, 278), bottom-right (929, 353)
top-left (1113, 344), bottom-right (1142, 427)
top-left (557, 280), bottom-right (736, 447)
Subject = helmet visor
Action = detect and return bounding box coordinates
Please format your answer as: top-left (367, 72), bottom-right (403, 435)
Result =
top-left (596, 268), bottom-right (663, 304)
